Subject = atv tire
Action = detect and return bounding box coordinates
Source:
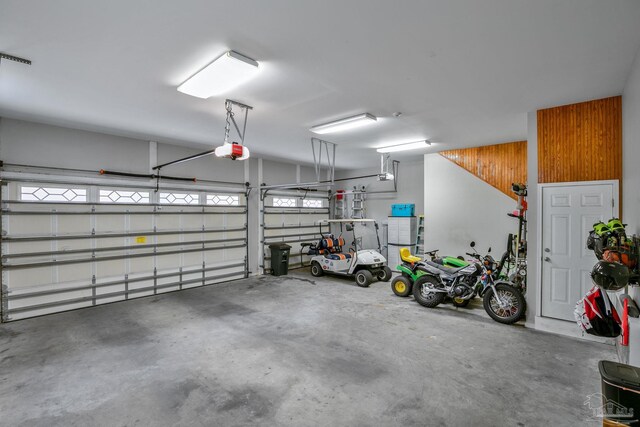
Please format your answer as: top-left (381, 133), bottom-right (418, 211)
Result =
top-left (452, 297), bottom-right (471, 308)
top-left (391, 275), bottom-right (412, 297)
top-left (413, 276), bottom-right (445, 308)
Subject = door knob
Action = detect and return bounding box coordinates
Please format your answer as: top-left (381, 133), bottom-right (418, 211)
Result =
top-left (544, 257), bottom-right (551, 262)
top-left (544, 248), bottom-right (550, 253)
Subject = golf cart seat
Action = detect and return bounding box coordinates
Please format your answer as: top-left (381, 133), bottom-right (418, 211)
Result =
top-left (320, 235), bottom-right (353, 260)
top-left (321, 235), bottom-right (345, 251)
top-left (303, 234), bottom-right (351, 259)
top-left (400, 247), bottom-right (422, 264)
top-left (302, 234), bottom-right (335, 256)
top-left (326, 252), bottom-right (353, 260)
top-left (306, 234), bottom-right (352, 260)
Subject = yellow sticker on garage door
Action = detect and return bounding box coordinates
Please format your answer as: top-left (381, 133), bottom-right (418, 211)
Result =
top-left (135, 236), bottom-right (146, 244)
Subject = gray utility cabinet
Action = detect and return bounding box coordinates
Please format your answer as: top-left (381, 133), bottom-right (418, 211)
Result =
top-left (387, 216), bottom-right (417, 270)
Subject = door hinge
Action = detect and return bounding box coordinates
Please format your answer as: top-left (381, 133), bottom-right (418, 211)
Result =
top-left (612, 199), bottom-right (615, 208)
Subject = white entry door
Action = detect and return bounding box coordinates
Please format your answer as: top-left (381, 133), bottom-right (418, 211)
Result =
top-left (541, 182), bottom-right (617, 321)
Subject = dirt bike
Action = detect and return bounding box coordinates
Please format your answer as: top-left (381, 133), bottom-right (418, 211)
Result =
top-left (395, 247), bottom-right (483, 310)
top-left (413, 242), bottom-right (526, 324)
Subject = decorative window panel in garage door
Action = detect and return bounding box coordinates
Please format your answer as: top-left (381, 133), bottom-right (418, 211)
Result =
top-left (1, 181), bottom-right (248, 321)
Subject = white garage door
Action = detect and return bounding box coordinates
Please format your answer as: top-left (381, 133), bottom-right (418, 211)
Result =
top-left (1, 179), bottom-right (248, 321)
top-left (261, 193), bottom-right (329, 273)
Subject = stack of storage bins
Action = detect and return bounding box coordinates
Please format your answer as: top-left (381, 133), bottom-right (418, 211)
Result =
top-left (387, 204), bottom-right (417, 271)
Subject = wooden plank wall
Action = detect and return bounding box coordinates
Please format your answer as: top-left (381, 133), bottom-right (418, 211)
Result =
top-left (537, 96), bottom-right (622, 184)
top-left (440, 141), bottom-right (527, 200)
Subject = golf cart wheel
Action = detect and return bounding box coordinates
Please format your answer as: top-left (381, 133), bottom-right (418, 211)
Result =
top-left (355, 270), bottom-right (373, 287)
top-left (412, 276), bottom-right (445, 308)
top-left (391, 276), bottom-right (412, 297)
top-left (377, 266), bottom-right (393, 282)
top-left (482, 283), bottom-right (525, 324)
top-left (452, 297), bottom-right (470, 308)
top-left (310, 262), bottom-right (324, 277)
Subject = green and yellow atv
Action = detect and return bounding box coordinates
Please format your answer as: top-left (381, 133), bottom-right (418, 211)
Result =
top-left (391, 247), bottom-right (471, 306)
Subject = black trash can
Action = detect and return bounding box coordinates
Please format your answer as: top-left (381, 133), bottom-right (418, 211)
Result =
top-left (598, 360), bottom-right (640, 425)
top-left (269, 243), bottom-right (292, 276)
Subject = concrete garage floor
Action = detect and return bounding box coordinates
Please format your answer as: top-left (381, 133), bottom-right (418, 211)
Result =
top-left (0, 271), bottom-right (615, 427)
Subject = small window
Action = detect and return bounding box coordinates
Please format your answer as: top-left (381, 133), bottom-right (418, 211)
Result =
top-left (207, 194), bottom-right (240, 206)
top-left (21, 186), bottom-right (87, 202)
top-left (159, 192), bottom-right (199, 205)
top-left (302, 199), bottom-right (323, 208)
top-left (99, 189), bottom-right (150, 204)
top-left (272, 197), bottom-right (297, 208)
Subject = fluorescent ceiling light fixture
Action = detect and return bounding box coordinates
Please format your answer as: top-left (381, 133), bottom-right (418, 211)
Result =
top-left (310, 113), bottom-right (377, 134)
top-left (178, 50), bottom-right (259, 99)
top-left (376, 140), bottom-right (431, 153)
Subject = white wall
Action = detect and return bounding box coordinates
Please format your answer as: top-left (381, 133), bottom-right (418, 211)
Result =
top-left (334, 159), bottom-right (424, 222)
top-left (623, 47), bottom-right (640, 234)
top-left (261, 159), bottom-right (298, 186)
top-left (423, 154), bottom-right (516, 257)
top-left (0, 118), bottom-right (149, 173)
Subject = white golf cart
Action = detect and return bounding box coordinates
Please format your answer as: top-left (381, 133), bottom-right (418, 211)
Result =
top-left (302, 219), bottom-right (392, 287)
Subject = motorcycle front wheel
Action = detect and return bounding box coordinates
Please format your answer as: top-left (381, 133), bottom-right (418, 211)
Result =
top-left (483, 283), bottom-right (525, 324)
top-left (412, 276), bottom-right (445, 308)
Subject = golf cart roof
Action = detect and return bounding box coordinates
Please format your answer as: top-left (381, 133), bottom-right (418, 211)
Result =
top-left (322, 219), bottom-right (376, 223)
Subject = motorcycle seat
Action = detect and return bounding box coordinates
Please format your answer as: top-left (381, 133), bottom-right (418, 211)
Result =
top-left (425, 260), bottom-right (468, 274)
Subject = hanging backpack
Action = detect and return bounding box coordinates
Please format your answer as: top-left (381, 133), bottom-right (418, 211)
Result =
top-left (574, 285), bottom-right (621, 337)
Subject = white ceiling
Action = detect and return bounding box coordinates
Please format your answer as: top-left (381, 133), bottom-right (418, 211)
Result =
top-left (1, 0), bottom-right (639, 169)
